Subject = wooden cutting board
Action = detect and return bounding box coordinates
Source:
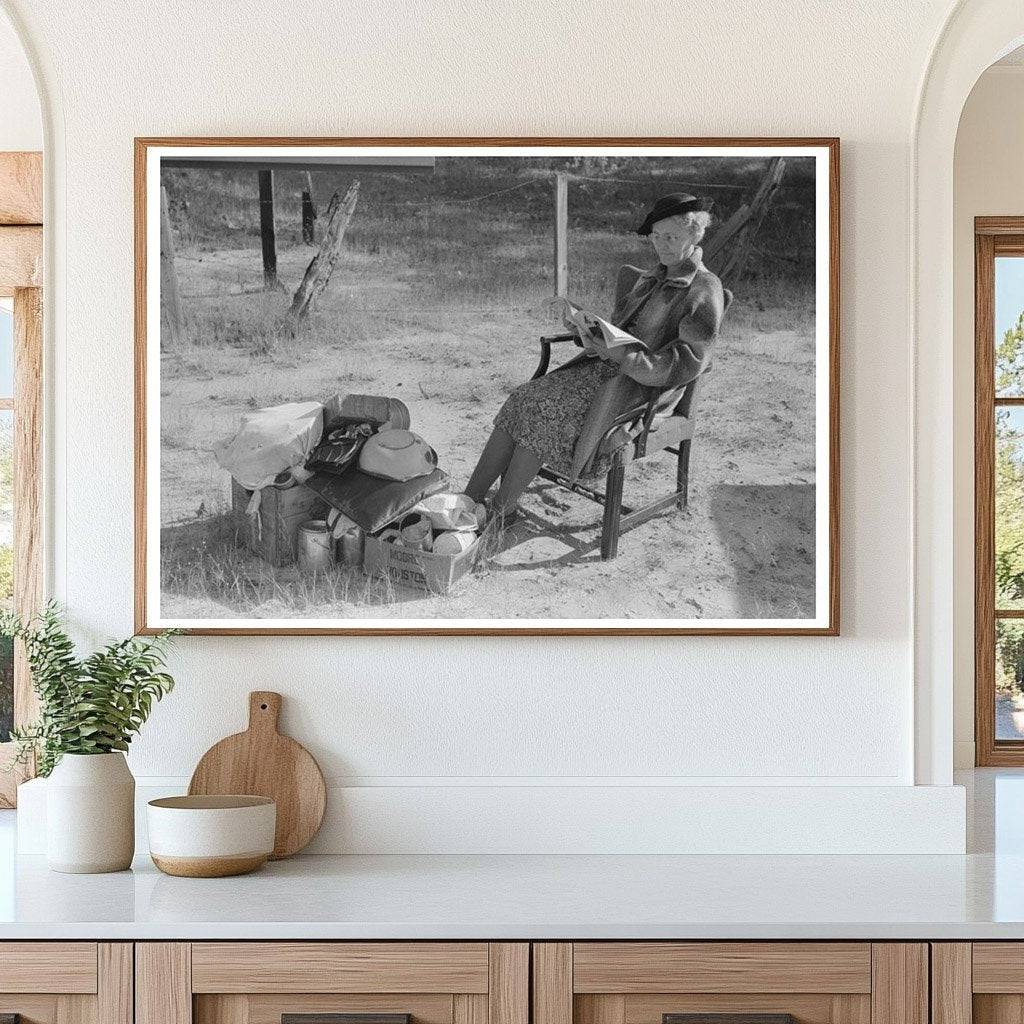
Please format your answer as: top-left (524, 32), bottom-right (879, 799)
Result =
top-left (188, 691), bottom-right (326, 859)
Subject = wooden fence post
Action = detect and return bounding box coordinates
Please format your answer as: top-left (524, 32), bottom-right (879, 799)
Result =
top-left (289, 180), bottom-right (360, 328)
top-left (302, 171), bottom-right (317, 246)
top-left (159, 186), bottom-right (184, 348)
top-left (258, 169), bottom-right (279, 289)
top-left (554, 172), bottom-right (568, 297)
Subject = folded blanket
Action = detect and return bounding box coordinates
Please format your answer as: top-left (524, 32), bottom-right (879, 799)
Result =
top-left (305, 468), bottom-right (450, 534)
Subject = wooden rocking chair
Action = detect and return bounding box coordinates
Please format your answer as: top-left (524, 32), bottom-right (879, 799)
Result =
top-left (528, 157), bottom-right (785, 560)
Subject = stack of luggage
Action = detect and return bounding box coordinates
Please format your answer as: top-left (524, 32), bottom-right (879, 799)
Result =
top-left (215, 394), bottom-right (486, 593)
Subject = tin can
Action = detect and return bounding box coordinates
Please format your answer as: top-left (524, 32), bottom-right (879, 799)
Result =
top-left (432, 530), bottom-right (477, 555)
top-left (399, 512), bottom-right (433, 551)
top-left (297, 519), bottom-right (335, 572)
top-left (340, 526), bottom-right (365, 567)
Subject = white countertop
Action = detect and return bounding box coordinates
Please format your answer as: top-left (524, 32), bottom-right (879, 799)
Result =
top-left (1, 769), bottom-right (1022, 941)
top-left (1, 848), bottom-right (1023, 940)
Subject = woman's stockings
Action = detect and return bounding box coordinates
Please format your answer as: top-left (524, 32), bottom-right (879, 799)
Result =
top-left (494, 444), bottom-right (542, 513)
top-left (465, 427), bottom-right (542, 513)
top-left (465, 427), bottom-right (516, 502)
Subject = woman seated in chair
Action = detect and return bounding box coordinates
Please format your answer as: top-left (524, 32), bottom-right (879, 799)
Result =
top-left (465, 193), bottom-right (727, 524)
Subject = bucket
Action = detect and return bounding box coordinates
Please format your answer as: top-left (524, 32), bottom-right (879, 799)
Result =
top-left (297, 519), bottom-right (335, 571)
top-left (340, 526), bottom-right (365, 567)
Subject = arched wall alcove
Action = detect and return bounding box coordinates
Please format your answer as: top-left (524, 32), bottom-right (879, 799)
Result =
top-left (914, 0), bottom-right (1024, 784)
top-left (0, 7), bottom-right (41, 151)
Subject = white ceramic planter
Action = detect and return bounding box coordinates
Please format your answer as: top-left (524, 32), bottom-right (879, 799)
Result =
top-left (46, 752), bottom-right (135, 873)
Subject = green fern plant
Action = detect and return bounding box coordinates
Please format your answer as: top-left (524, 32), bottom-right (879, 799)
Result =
top-left (0, 602), bottom-right (178, 777)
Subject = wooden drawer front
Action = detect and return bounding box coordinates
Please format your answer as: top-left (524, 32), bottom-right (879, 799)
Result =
top-left (0, 942), bottom-right (98, 993)
top-left (0, 945), bottom-right (129, 1024)
top-left (573, 944), bottom-right (873, 995)
top-left (141, 943), bottom-right (526, 1024)
top-left (191, 942), bottom-right (491, 994)
top-left (973, 944), bottom-right (1024, 992)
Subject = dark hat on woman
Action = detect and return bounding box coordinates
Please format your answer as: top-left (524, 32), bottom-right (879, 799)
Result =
top-left (636, 193), bottom-right (714, 236)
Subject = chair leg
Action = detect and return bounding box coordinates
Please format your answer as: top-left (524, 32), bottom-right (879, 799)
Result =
top-left (677, 439), bottom-right (692, 508)
top-left (601, 460), bottom-right (626, 560)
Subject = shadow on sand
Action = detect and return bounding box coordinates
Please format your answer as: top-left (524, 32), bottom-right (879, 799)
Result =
top-left (707, 482), bottom-right (816, 618)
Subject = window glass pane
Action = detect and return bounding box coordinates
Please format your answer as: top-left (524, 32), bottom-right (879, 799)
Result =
top-left (997, 407), bottom-right (1024, 610)
top-left (0, 302), bottom-right (12, 399)
top-left (0, 408), bottom-right (11, 742)
top-left (998, 619), bottom-right (1024, 740)
top-left (996, 256), bottom-right (1024, 396)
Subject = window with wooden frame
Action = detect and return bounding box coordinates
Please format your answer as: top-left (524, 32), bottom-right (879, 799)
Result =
top-left (975, 217), bottom-right (1024, 765)
top-left (0, 151), bottom-right (43, 806)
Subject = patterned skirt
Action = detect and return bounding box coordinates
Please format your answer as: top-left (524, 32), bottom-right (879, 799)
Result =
top-left (494, 358), bottom-right (620, 478)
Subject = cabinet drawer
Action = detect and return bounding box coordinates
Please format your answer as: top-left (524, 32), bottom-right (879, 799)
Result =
top-left (0, 942), bottom-right (130, 1024)
top-left (535, 943), bottom-right (925, 1024)
top-left (934, 942), bottom-right (1024, 1024)
top-left (0, 942), bottom-right (98, 993)
top-left (139, 942), bottom-right (528, 1024)
top-left (573, 943), bottom-right (872, 994)
top-left (191, 942), bottom-right (490, 993)
top-left (973, 943), bottom-right (1024, 992)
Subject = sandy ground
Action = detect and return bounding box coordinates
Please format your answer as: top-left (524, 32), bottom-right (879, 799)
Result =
top-left (159, 245), bottom-right (817, 622)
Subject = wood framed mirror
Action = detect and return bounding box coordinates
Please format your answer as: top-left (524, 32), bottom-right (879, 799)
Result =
top-left (0, 151), bottom-right (43, 807)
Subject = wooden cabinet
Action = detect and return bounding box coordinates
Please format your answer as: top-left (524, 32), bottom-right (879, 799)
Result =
top-left (931, 943), bottom-right (1024, 1024)
top-left (533, 943), bottom-right (928, 1024)
top-left (136, 943), bottom-right (528, 1024)
top-left (0, 942), bottom-right (132, 1024)
top-left (0, 938), bottom-right (943, 1024)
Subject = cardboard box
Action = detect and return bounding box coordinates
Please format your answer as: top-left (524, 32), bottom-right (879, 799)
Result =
top-left (363, 533), bottom-right (482, 594)
top-left (231, 478), bottom-right (328, 567)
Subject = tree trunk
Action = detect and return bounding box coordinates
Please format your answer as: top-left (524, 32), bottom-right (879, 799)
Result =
top-left (715, 157), bottom-right (787, 286)
top-left (159, 185), bottom-right (184, 348)
top-left (288, 180), bottom-right (360, 328)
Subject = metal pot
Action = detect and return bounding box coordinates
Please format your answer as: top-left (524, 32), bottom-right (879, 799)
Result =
top-left (297, 519), bottom-right (335, 571)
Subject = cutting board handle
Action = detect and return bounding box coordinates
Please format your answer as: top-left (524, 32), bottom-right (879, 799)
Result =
top-left (248, 691), bottom-right (282, 734)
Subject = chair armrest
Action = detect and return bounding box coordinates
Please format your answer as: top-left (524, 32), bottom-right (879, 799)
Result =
top-left (609, 403), bottom-right (652, 428)
top-left (532, 332), bottom-right (583, 379)
top-left (604, 389), bottom-right (664, 459)
top-left (610, 389), bottom-right (663, 429)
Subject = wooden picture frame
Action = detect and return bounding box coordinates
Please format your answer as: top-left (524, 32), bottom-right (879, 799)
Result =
top-left (135, 137), bottom-right (840, 636)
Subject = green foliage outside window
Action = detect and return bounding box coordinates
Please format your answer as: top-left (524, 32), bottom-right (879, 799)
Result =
top-left (995, 314), bottom-right (1024, 693)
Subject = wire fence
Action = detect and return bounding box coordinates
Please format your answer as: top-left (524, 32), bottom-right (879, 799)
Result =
top-left (164, 158), bottom-right (816, 328)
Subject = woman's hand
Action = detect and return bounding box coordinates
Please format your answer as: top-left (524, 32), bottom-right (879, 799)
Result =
top-left (548, 295), bottom-right (598, 333)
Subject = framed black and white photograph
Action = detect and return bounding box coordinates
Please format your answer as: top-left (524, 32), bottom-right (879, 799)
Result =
top-left (135, 138), bottom-right (839, 636)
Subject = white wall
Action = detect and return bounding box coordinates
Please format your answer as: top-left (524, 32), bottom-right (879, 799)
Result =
top-left (0, 0), bottom-right (974, 851)
top-left (952, 65), bottom-right (1024, 768)
top-left (0, 7), bottom-right (39, 151)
